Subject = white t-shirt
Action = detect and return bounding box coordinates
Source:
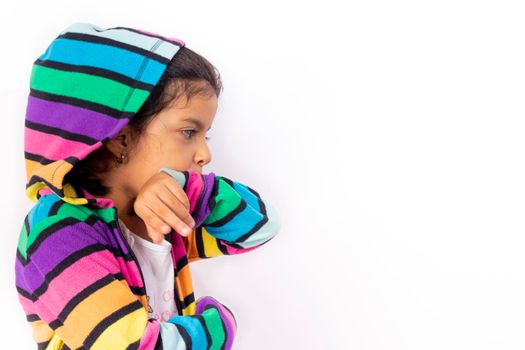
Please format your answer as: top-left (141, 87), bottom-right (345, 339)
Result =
top-left (118, 217), bottom-right (179, 322)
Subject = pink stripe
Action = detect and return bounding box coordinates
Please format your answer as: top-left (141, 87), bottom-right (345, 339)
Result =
top-left (17, 293), bottom-right (36, 314)
top-left (138, 320), bottom-right (161, 350)
top-left (25, 127), bottom-right (103, 161)
top-left (219, 304), bottom-right (237, 335)
top-left (115, 256), bottom-right (144, 289)
top-left (133, 28), bottom-right (185, 46)
top-left (82, 188), bottom-right (115, 208)
top-left (35, 250), bottom-right (121, 317)
top-left (171, 232), bottom-right (187, 264)
top-left (185, 172), bottom-right (205, 213)
top-left (225, 244), bottom-right (260, 255)
top-left (38, 188), bottom-right (54, 196)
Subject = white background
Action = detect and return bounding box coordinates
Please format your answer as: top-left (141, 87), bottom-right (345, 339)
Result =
top-left (1, 1), bottom-right (525, 349)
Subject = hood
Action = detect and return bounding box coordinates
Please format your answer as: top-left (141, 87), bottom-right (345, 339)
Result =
top-left (24, 22), bottom-right (185, 208)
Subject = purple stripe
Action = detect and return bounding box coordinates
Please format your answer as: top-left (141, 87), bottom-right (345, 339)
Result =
top-left (15, 257), bottom-right (29, 290)
top-left (89, 214), bottom-right (130, 255)
top-left (111, 224), bottom-right (131, 255)
top-left (26, 95), bottom-right (128, 140)
top-left (194, 173), bottom-right (216, 227)
top-left (195, 296), bottom-right (235, 349)
top-left (22, 221), bottom-right (103, 293)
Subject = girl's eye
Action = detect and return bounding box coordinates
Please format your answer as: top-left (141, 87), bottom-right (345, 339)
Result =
top-left (181, 129), bottom-right (212, 141)
top-left (182, 129), bottom-right (196, 139)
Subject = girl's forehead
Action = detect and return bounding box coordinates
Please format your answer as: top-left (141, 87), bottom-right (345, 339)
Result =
top-left (160, 95), bottom-right (217, 123)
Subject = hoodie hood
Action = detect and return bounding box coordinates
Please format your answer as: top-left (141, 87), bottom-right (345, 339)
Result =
top-left (24, 22), bottom-right (184, 208)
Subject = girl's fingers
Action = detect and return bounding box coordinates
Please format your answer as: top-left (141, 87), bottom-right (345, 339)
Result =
top-left (155, 186), bottom-right (196, 229)
top-left (139, 211), bottom-right (164, 244)
top-left (160, 174), bottom-right (191, 211)
top-left (143, 196), bottom-right (194, 237)
top-left (134, 203), bottom-right (171, 242)
top-left (144, 222), bottom-right (163, 244)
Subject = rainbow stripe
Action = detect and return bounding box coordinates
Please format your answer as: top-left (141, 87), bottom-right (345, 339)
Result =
top-left (16, 22), bottom-right (280, 349)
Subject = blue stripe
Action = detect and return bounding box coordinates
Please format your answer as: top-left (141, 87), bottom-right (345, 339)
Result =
top-left (231, 199), bottom-right (281, 248)
top-left (232, 181), bottom-right (261, 211)
top-left (32, 194), bottom-right (61, 224)
top-left (61, 22), bottom-right (182, 60)
top-left (204, 201), bottom-right (265, 242)
top-left (167, 315), bottom-right (208, 350)
top-left (159, 322), bottom-right (187, 350)
top-left (39, 38), bottom-right (167, 85)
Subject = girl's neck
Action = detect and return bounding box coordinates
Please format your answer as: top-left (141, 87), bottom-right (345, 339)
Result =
top-left (118, 213), bottom-right (154, 243)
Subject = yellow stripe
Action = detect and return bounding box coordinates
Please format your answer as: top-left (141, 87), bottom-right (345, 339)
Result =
top-left (91, 308), bottom-right (147, 349)
top-left (182, 300), bottom-right (196, 316)
top-left (202, 228), bottom-right (224, 258)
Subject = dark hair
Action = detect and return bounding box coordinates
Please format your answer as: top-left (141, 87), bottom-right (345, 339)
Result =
top-left (64, 46), bottom-right (223, 197)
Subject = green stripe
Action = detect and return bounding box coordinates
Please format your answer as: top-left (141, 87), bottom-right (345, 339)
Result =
top-left (26, 201), bottom-right (93, 251)
top-left (201, 307), bottom-right (226, 349)
top-left (17, 222), bottom-right (28, 260)
top-left (30, 65), bottom-right (150, 112)
top-left (203, 177), bottom-right (242, 225)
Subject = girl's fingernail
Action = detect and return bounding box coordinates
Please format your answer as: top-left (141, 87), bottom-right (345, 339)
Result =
top-left (161, 225), bottom-right (171, 233)
top-left (182, 227), bottom-right (191, 235)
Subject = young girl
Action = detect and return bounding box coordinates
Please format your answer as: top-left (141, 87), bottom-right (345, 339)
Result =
top-left (15, 22), bottom-right (280, 349)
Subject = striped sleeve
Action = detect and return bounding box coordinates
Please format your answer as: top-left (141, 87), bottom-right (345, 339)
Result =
top-left (14, 213), bottom-right (236, 349)
top-left (159, 168), bottom-right (281, 262)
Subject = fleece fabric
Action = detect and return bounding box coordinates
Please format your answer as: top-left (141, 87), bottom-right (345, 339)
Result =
top-left (15, 22), bottom-right (280, 350)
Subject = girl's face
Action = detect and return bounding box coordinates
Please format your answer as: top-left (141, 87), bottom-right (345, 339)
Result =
top-left (110, 90), bottom-right (217, 197)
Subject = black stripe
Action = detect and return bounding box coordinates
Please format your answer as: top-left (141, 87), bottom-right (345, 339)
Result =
top-left (126, 339), bottom-right (141, 350)
top-left (235, 215), bottom-right (269, 244)
top-left (203, 304), bottom-right (228, 350)
top-left (30, 244), bottom-right (113, 299)
top-left (206, 177), bottom-right (220, 214)
top-left (153, 331), bottom-right (164, 350)
top-left (181, 171), bottom-right (190, 192)
top-left (37, 340), bottom-right (50, 350)
top-left (182, 292), bottom-right (195, 309)
top-left (48, 317), bottom-right (63, 330)
top-left (193, 315), bottom-right (212, 348)
top-left (219, 302), bottom-right (237, 327)
top-left (26, 313), bottom-right (40, 322)
top-left (110, 26), bottom-right (185, 48)
top-left (174, 323), bottom-right (192, 349)
top-left (175, 254), bottom-right (188, 270)
top-left (56, 273), bottom-right (126, 322)
top-left (34, 58), bottom-right (155, 92)
top-left (25, 163), bottom-right (93, 205)
top-left (57, 32), bottom-right (171, 65)
top-left (30, 88), bottom-right (134, 120)
top-left (215, 239), bottom-right (229, 256)
top-left (16, 284), bottom-right (33, 300)
top-left (24, 151), bottom-right (55, 165)
top-left (83, 300), bottom-right (145, 348)
top-left (49, 198), bottom-right (65, 216)
top-left (25, 119), bottom-right (99, 145)
top-left (25, 216), bottom-right (82, 259)
top-left (24, 215), bottom-right (31, 241)
top-left (195, 228), bottom-right (206, 258)
top-left (205, 201), bottom-right (247, 228)
top-left (193, 174), bottom-right (207, 221)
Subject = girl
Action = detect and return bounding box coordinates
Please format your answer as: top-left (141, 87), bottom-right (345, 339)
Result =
top-left (15, 22), bottom-right (280, 349)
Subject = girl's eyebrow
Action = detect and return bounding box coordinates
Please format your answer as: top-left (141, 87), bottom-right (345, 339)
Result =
top-left (181, 117), bottom-right (211, 131)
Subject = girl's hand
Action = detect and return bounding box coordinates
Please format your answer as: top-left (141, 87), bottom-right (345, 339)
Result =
top-left (133, 171), bottom-right (196, 244)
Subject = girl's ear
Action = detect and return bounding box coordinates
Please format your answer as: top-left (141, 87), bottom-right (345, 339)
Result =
top-left (105, 125), bottom-right (132, 156)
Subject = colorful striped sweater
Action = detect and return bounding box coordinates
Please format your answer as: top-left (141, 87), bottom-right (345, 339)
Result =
top-left (15, 22), bottom-right (281, 349)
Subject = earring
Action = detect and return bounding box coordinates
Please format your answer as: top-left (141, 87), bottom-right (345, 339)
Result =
top-left (116, 152), bottom-right (126, 164)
